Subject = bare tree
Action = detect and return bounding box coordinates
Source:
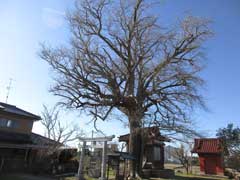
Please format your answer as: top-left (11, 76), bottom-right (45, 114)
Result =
top-left (41, 104), bottom-right (83, 149)
top-left (39, 0), bottom-right (212, 177)
top-left (173, 144), bottom-right (191, 174)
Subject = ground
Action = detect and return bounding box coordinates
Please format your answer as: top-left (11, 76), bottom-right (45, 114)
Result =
top-left (0, 173), bottom-right (229, 180)
top-left (0, 174), bottom-right (56, 180)
top-left (63, 174), bottom-right (228, 180)
top-left (167, 173), bottom-right (228, 180)
top-left (0, 164), bottom-right (229, 180)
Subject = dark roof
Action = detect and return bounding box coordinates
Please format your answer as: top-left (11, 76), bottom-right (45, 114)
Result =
top-left (0, 102), bottom-right (41, 120)
top-left (108, 151), bottom-right (136, 160)
top-left (0, 130), bottom-right (61, 147)
top-left (0, 130), bottom-right (32, 144)
top-left (119, 126), bottom-right (170, 143)
top-left (118, 134), bottom-right (130, 142)
top-left (31, 133), bottom-right (62, 146)
top-left (192, 138), bottom-right (224, 154)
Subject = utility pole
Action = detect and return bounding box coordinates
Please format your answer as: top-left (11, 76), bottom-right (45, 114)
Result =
top-left (6, 78), bottom-right (13, 103)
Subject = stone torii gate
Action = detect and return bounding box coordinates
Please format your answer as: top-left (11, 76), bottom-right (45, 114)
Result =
top-left (76, 135), bottom-right (115, 180)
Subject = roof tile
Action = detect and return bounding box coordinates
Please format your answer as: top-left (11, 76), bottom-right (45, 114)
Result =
top-left (192, 138), bottom-right (224, 154)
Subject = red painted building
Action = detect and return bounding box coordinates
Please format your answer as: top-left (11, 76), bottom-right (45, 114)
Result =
top-left (192, 138), bottom-right (225, 175)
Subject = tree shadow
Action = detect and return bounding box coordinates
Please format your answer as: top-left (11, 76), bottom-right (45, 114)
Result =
top-left (174, 175), bottom-right (221, 180)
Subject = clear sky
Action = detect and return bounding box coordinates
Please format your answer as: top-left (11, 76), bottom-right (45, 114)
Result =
top-left (0, 0), bottom-right (240, 142)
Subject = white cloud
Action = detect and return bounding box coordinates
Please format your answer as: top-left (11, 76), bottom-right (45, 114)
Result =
top-left (42, 8), bottom-right (65, 29)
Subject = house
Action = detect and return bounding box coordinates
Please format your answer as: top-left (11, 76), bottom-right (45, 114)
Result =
top-left (119, 127), bottom-right (174, 178)
top-left (0, 102), bottom-right (61, 172)
top-left (192, 138), bottom-right (225, 175)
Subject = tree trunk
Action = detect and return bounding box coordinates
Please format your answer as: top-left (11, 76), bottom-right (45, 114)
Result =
top-left (129, 113), bottom-right (141, 178)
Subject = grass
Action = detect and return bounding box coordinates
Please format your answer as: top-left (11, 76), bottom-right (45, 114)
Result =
top-left (173, 173), bottom-right (228, 180)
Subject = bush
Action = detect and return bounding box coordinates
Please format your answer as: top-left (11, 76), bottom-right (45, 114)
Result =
top-left (226, 153), bottom-right (240, 170)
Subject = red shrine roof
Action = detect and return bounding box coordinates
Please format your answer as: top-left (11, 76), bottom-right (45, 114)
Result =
top-left (192, 138), bottom-right (224, 154)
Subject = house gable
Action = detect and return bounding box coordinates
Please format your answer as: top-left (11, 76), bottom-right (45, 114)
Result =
top-left (0, 102), bottom-right (41, 134)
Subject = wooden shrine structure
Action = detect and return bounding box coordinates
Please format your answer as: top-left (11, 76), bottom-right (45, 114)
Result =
top-left (119, 127), bottom-right (173, 178)
top-left (192, 138), bottom-right (225, 175)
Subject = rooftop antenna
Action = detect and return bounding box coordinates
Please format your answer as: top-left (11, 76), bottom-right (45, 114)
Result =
top-left (6, 78), bottom-right (13, 103)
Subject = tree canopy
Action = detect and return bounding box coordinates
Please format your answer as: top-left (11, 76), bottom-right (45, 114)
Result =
top-left (40, 0), bottom-right (212, 176)
top-left (40, 0), bottom-right (211, 132)
top-left (216, 123), bottom-right (240, 154)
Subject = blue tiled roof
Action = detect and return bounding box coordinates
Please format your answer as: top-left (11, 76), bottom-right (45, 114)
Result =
top-left (0, 102), bottom-right (41, 120)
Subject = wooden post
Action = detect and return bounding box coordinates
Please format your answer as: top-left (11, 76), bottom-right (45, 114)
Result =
top-left (0, 157), bottom-right (4, 172)
top-left (116, 158), bottom-right (120, 180)
top-left (77, 141), bottom-right (86, 180)
top-left (24, 149), bottom-right (30, 162)
top-left (123, 159), bottom-right (126, 180)
top-left (107, 158), bottom-right (110, 180)
top-left (190, 152), bottom-right (193, 174)
top-left (161, 144), bottom-right (165, 169)
top-left (100, 141), bottom-right (107, 180)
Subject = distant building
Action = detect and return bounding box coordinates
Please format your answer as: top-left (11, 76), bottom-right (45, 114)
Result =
top-left (0, 102), bottom-right (61, 172)
top-left (192, 138), bottom-right (225, 175)
top-left (164, 145), bottom-right (181, 164)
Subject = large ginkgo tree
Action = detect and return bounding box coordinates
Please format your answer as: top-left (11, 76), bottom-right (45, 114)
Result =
top-left (40, 0), bottom-right (212, 177)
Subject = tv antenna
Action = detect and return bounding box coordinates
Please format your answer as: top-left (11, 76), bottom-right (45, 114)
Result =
top-left (6, 78), bottom-right (14, 103)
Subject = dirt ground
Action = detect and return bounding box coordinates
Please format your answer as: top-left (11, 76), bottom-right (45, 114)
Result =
top-left (0, 173), bottom-right (56, 180)
top-left (0, 172), bottom-right (229, 180)
top-left (165, 163), bottom-right (201, 174)
top-left (0, 164), bottom-right (230, 180)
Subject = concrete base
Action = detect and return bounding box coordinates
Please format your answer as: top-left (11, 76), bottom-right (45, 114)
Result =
top-left (142, 169), bottom-right (175, 179)
top-left (75, 175), bottom-right (85, 180)
top-left (98, 178), bottom-right (107, 180)
top-left (88, 168), bottom-right (101, 178)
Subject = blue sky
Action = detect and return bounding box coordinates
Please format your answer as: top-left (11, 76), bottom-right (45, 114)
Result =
top-left (0, 0), bottom-right (240, 141)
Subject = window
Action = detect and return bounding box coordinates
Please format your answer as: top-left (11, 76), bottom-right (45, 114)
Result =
top-left (7, 120), bottom-right (19, 128)
top-left (0, 118), bottom-right (19, 129)
top-left (154, 147), bottom-right (161, 161)
top-left (0, 119), bottom-right (8, 127)
top-left (28, 122), bottom-right (33, 129)
top-left (7, 120), bottom-right (13, 127)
